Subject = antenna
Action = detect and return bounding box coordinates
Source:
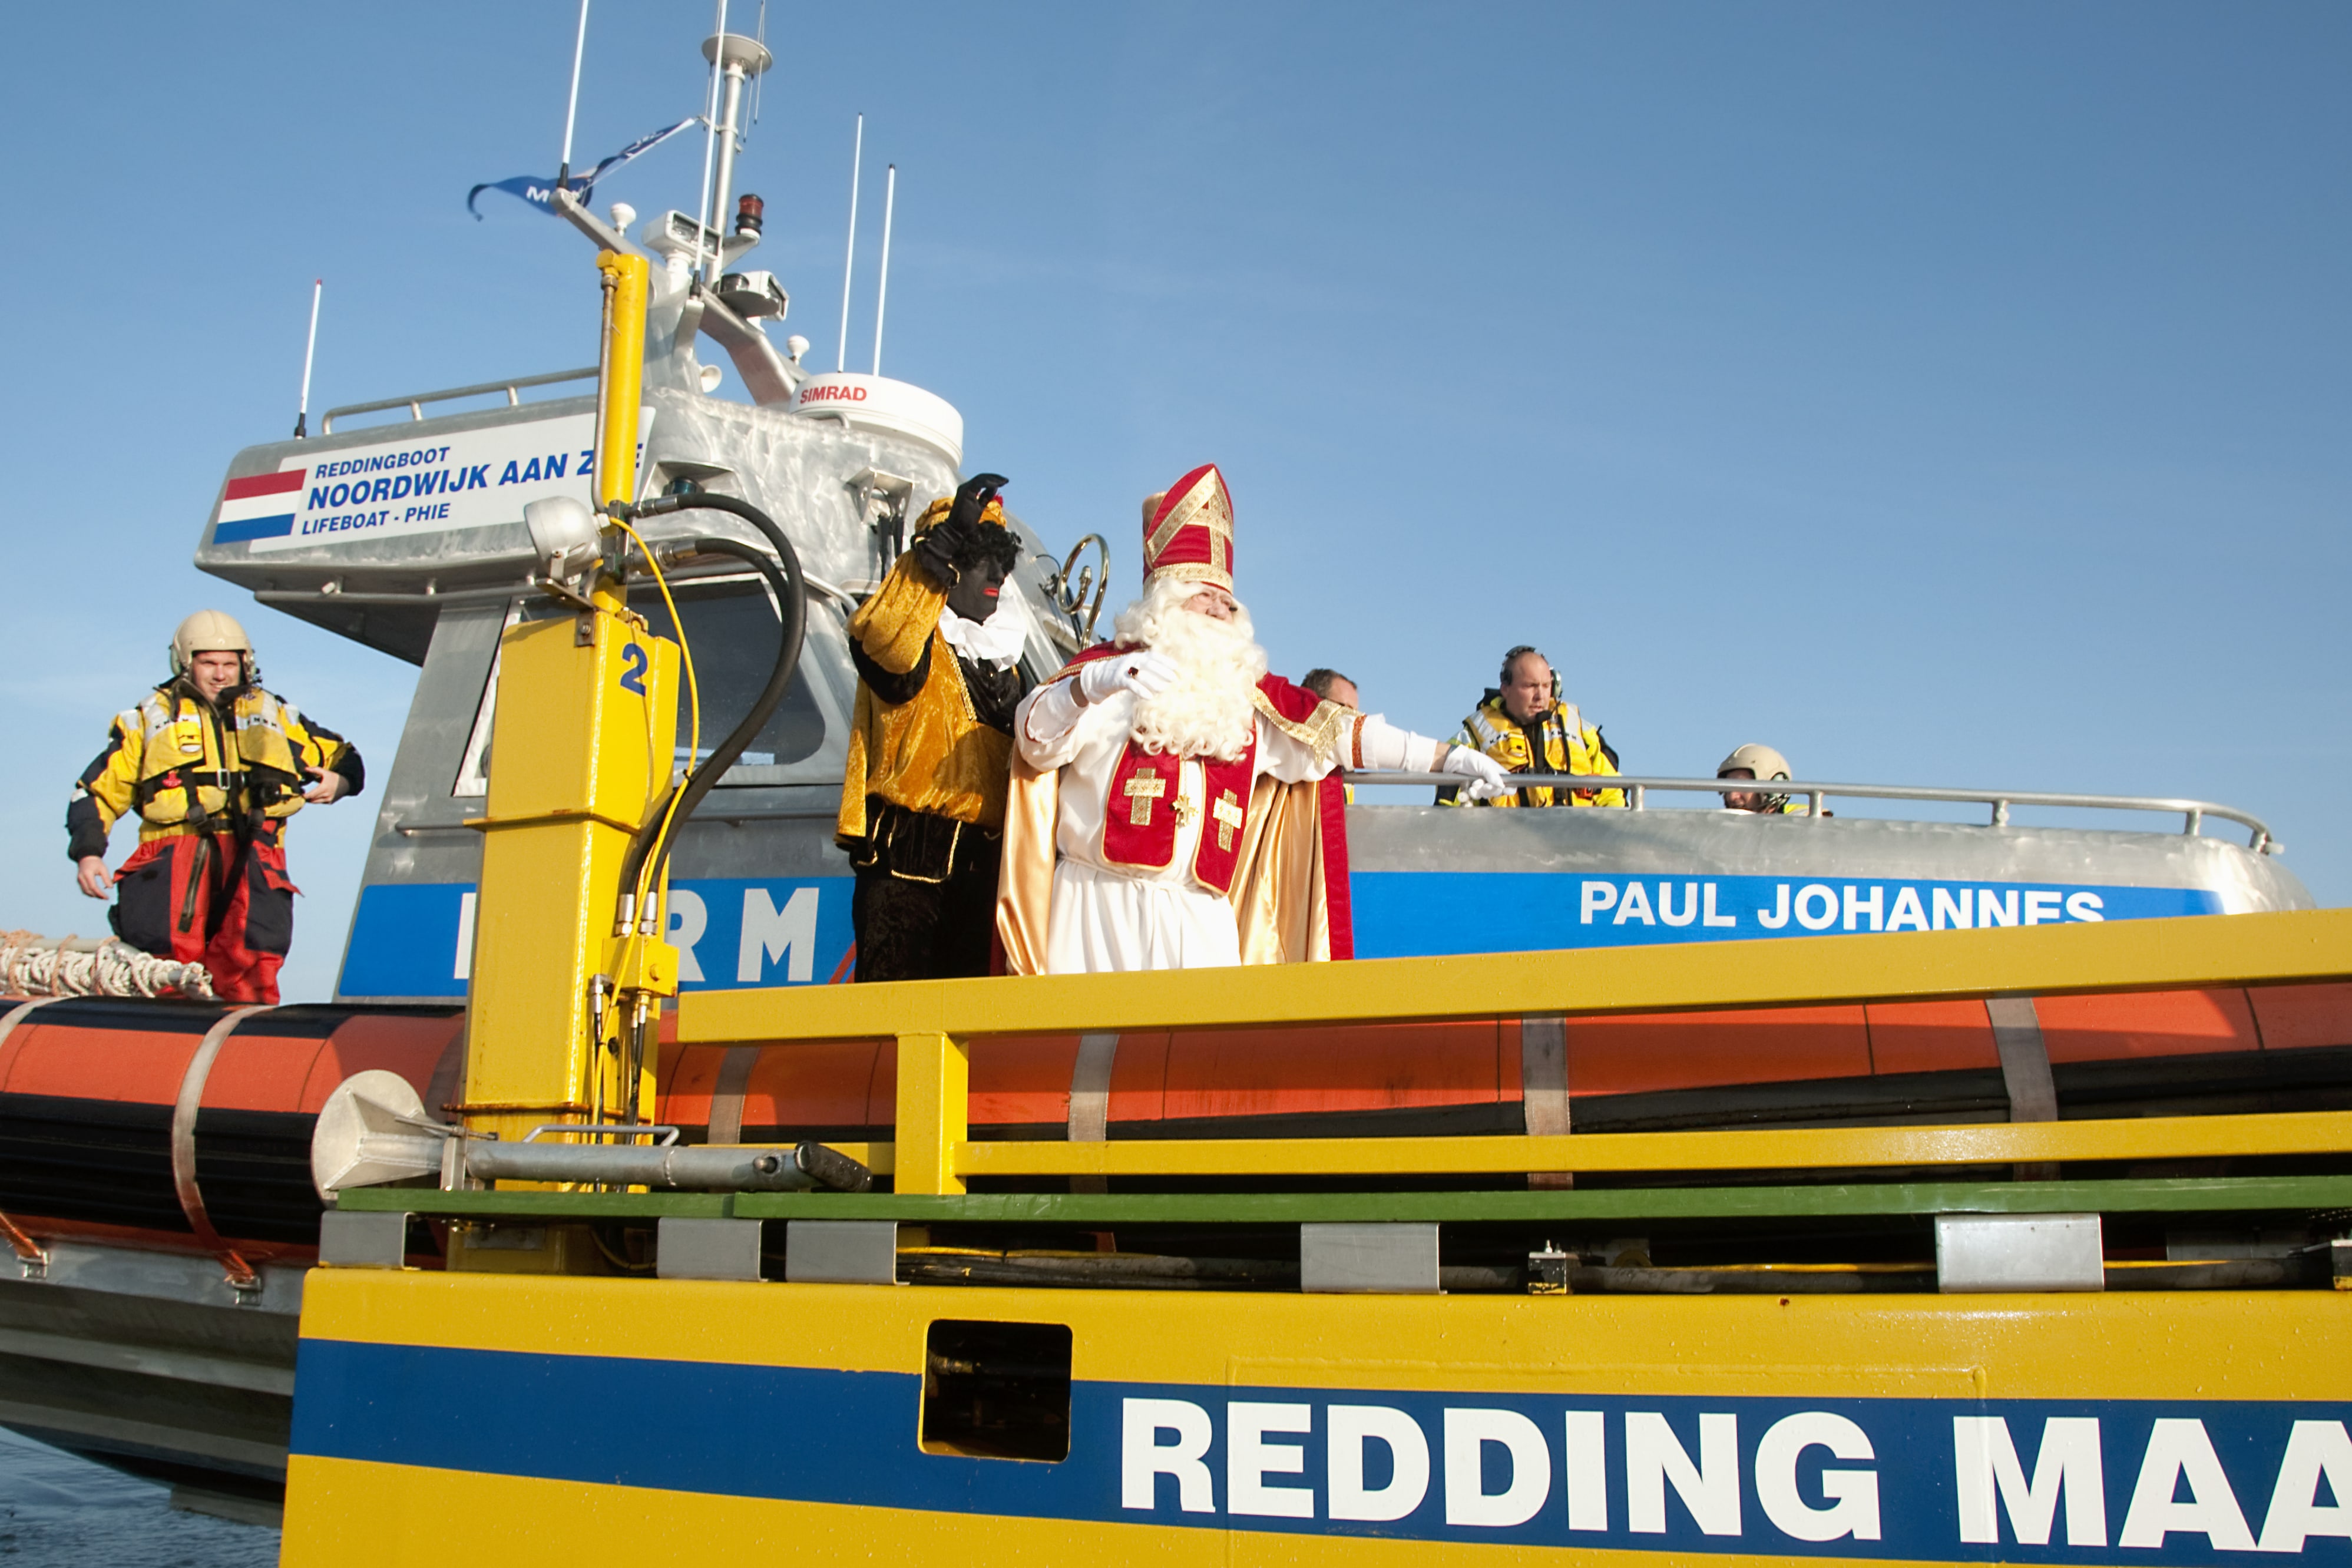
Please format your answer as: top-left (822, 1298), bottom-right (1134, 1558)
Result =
top-left (293, 279), bottom-right (322, 439)
top-left (836, 115), bottom-right (862, 372)
top-left (702, 30), bottom-right (769, 269)
top-left (872, 164), bottom-right (896, 377)
top-left (557, 0), bottom-right (590, 189)
top-left (694, 0), bottom-right (729, 285)
top-left (749, 0), bottom-right (768, 130)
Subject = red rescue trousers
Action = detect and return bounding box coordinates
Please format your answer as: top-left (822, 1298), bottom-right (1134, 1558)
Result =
top-left (111, 823), bottom-right (299, 1004)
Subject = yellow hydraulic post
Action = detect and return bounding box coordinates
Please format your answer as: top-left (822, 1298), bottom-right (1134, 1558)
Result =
top-left (593, 254), bottom-right (646, 517)
top-left (453, 250), bottom-right (680, 1268)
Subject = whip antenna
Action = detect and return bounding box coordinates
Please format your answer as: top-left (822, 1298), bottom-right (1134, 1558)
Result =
top-left (836, 114), bottom-right (862, 372)
top-left (293, 279), bottom-right (322, 439)
top-left (694, 0), bottom-right (729, 284)
top-left (749, 0), bottom-right (768, 129)
top-left (557, 0), bottom-right (590, 189)
top-left (872, 163), bottom-right (896, 376)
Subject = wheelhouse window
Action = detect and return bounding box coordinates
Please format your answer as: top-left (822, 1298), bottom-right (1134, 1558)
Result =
top-left (454, 579), bottom-right (851, 795)
top-left (637, 578), bottom-right (846, 782)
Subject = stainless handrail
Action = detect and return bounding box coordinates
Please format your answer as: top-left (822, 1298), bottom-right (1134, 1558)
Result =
top-left (1348, 772), bottom-right (2278, 854)
top-left (254, 585), bottom-right (521, 610)
top-left (250, 557), bottom-right (848, 611)
top-left (318, 366), bottom-right (598, 435)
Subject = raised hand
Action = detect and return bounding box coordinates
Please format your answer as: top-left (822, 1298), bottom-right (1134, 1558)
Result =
top-left (912, 471), bottom-right (1009, 581)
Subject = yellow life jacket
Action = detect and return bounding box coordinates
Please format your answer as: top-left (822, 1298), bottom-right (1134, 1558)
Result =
top-left (1451, 696), bottom-right (1624, 808)
top-left (71, 681), bottom-right (354, 859)
top-left (126, 686), bottom-right (307, 830)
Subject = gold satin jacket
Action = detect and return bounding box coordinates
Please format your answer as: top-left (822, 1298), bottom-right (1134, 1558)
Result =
top-left (835, 554), bottom-right (1023, 848)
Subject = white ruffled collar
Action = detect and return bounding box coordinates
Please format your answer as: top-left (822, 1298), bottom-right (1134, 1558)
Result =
top-left (938, 584), bottom-right (1028, 670)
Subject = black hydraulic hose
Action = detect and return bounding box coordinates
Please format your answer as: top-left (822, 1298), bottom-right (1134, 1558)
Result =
top-left (610, 494), bottom-right (808, 923)
top-left (657, 534), bottom-right (800, 865)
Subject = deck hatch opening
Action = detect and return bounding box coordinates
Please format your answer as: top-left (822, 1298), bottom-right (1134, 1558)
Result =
top-left (920, 1319), bottom-right (1071, 1462)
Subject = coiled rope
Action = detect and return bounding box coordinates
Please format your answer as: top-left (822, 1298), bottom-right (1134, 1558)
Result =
top-left (0, 931), bottom-right (215, 1000)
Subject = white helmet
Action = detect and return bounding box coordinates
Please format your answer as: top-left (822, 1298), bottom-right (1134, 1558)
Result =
top-left (170, 610), bottom-right (257, 683)
top-left (1716, 742), bottom-right (1791, 783)
top-left (1717, 742), bottom-right (1792, 812)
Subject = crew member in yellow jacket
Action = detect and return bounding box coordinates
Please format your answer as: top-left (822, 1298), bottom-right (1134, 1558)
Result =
top-left (838, 474), bottom-right (1030, 980)
top-left (68, 610), bottom-right (365, 1003)
top-left (1438, 643), bottom-right (1625, 808)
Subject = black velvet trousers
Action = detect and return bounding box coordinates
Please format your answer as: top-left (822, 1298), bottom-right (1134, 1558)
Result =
top-left (852, 858), bottom-right (998, 981)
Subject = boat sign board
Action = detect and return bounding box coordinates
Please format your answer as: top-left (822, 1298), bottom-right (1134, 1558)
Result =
top-left (212, 408), bottom-right (652, 555)
top-left (338, 870), bottom-right (2220, 1001)
top-left (1352, 872), bottom-right (2222, 960)
top-left (336, 875), bottom-right (856, 1001)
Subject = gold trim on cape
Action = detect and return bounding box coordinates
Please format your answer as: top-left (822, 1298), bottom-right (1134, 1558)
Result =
top-left (1249, 688), bottom-right (1349, 761)
top-left (994, 752), bottom-right (1061, 976)
top-left (1228, 774), bottom-right (1333, 965)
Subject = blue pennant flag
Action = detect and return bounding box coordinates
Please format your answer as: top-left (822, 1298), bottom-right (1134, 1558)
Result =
top-left (468, 117), bottom-right (700, 221)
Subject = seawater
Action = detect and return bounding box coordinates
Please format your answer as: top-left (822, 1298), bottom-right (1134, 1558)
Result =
top-left (0, 1427), bottom-right (275, 1566)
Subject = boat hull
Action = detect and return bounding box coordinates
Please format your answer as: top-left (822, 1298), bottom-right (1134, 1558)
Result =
top-left (280, 1267), bottom-right (2352, 1566)
top-left (5, 968), bottom-right (2346, 1527)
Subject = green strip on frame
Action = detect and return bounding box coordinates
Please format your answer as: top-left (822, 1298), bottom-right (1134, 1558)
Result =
top-left (333, 1174), bottom-right (2352, 1225)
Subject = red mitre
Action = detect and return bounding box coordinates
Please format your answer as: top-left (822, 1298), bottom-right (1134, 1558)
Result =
top-left (1143, 463), bottom-right (1234, 593)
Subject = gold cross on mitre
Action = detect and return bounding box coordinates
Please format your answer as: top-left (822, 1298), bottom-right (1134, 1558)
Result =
top-left (1211, 789), bottom-right (1245, 851)
top-left (1123, 768), bottom-right (1166, 825)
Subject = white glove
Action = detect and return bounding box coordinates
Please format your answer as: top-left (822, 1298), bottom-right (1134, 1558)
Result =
top-left (1077, 649), bottom-right (1179, 704)
top-left (1442, 745), bottom-right (1511, 802)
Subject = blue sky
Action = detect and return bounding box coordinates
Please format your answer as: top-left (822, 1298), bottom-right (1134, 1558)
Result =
top-left (2, 4), bottom-right (2343, 1001)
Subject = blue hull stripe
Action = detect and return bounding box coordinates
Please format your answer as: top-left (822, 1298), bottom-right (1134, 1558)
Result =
top-left (336, 873), bottom-right (2223, 1001)
top-left (292, 1338), bottom-right (2352, 1563)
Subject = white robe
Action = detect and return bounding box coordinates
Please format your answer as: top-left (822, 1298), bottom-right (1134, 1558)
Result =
top-left (1014, 688), bottom-right (1331, 973)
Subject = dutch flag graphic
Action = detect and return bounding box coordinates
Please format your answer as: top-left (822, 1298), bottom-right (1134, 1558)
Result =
top-left (213, 468), bottom-right (306, 544)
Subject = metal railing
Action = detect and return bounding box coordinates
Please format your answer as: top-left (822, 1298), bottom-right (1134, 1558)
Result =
top-left (250, 555), bottom-right (852, 612)
top-left (675, 907), bottom-right (2352, 1195)
top-left (318, 366), bottom-right (598, 435)
top-left (1349, 772), bottom-right (2277, 853)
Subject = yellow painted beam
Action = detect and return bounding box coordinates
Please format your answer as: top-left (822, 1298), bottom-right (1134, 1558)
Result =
top-left (892, 1033), bottom-right (967, 1196)
top-left (682, 905), bottom-right (2352, 1046)
top-left (951, 1108), bottom-right (2352, 1179)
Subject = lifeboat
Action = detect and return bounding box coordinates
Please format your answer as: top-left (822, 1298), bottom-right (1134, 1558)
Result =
top-left (5, 16), bottom-right (2336, 1540)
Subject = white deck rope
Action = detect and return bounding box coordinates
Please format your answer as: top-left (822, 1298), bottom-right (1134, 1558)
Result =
top-left (0, 931), bottom-right (216, 1000)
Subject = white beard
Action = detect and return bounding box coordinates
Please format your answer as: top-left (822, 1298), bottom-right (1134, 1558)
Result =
top-left (1113, 577), bottom-right (1268, 762)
